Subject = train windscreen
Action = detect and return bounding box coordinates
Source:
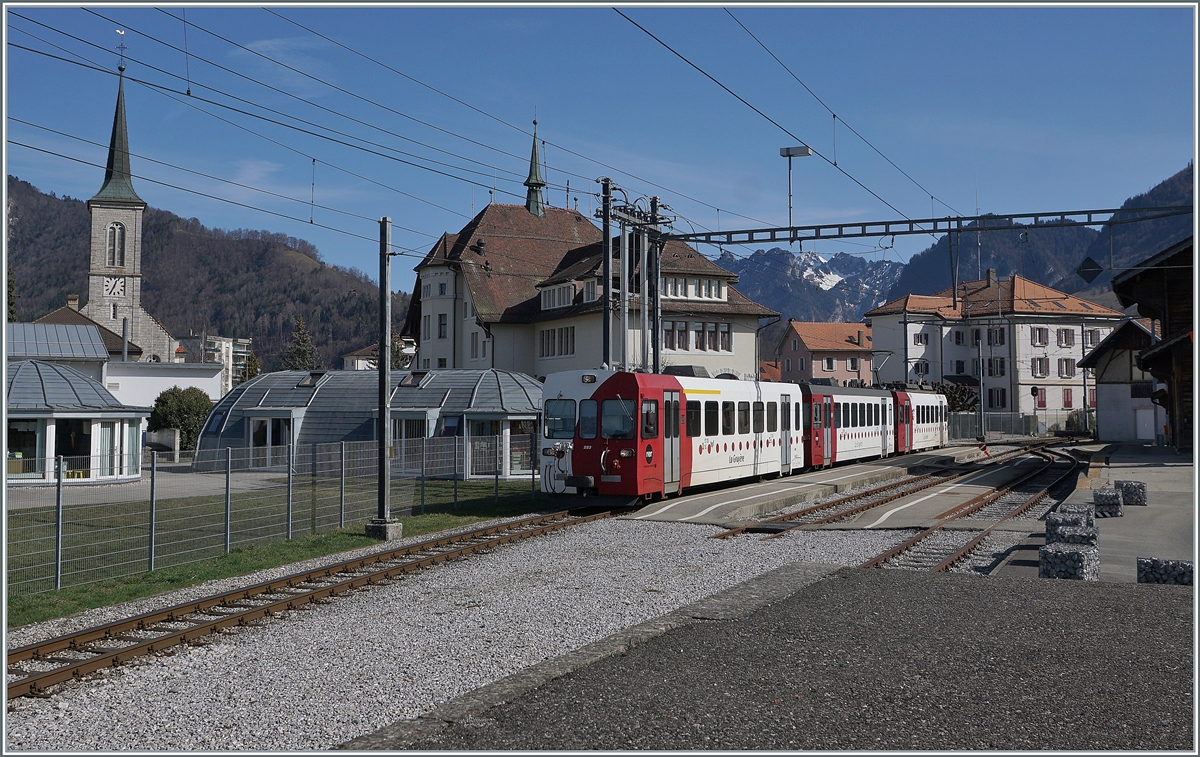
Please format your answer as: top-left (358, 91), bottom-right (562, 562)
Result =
top-left (601, 398), bottom-right (636, 439)
top-left (544, 399), bottom-right (576, 439)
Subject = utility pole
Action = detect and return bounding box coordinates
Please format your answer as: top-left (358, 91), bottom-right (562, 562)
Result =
top-left (639, 221), bottom-right (648, 370)
top-left (601, 178), bottom-right (612, 368)
top-left (620, 218), bottom-right (629, 370)
top-left (651, 196), bottom-right (662, 374)
top-left (367, 216), bottom-right (402, 541)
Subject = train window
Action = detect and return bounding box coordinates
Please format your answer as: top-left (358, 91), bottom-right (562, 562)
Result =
top-left (801, 401), bottom-right (808, 430)
top-left (812, 402), bottom-right (821, 429)
top-left (737, 402), bottom-right (750, 435)
top-left (544, 399), bottom-right (576, 439)
top-left (641, 399), bottom-right (658, 439)
top-left (875, 404), bottom-right (880, 426)
top-left (705, 401), bottom-right (719, 436)
top-left (767, 402), bottom-right (778, 432)
top-left (601, 399), bottom-right (636, 440)
top-left (686, 401), bottom-right (702, 437)
top-left (722, 402), bottom-right (735, 435)
top-left (579, 400), bottom-right (598, 439)
top-left (855, 403), bottom-right (862, 428)
top-left (752, 402), bottom-right (765, 434)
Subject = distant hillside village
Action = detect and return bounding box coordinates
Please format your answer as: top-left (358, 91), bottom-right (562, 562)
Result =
top-left (6, 72), bottom-right (1192, 481)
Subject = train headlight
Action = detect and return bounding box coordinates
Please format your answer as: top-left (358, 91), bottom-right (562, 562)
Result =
top-left (542, 447), bottom-right (555, 457)
top-left (618, 448), bottom-right (634, 458)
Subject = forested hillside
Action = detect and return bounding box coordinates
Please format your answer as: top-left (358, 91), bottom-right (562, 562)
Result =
top-left (6, 176), bottom-right (409, 371)
top-left (883, 164), bottom-right (1192, 310)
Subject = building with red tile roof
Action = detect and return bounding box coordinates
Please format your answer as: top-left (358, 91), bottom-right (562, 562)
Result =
top-left (773, 321), bottom-right (873, 385)
top-left (864, 267), bottom-right (1126, 423)
top-left (402, 134), bottom-right (776, 380)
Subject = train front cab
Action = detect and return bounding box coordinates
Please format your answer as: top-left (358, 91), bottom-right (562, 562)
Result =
top-left (563, 371), bottom-right (688, 500)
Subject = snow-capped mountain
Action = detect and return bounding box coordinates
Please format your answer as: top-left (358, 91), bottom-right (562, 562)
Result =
top-left (715, 247), bottom-right (904, 323)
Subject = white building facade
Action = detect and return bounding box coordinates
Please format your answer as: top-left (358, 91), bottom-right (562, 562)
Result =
top-left (866, 270), bottom-right (1126, 423)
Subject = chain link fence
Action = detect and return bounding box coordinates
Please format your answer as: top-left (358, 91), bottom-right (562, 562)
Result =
top-left (6, 435), bottom-right (539, 596)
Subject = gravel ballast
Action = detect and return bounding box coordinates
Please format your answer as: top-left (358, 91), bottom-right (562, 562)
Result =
top-left (5, 519), bottom-right (910, 752)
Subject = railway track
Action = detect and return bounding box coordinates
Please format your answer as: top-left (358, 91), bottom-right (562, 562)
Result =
top-left (861, 448), bottom-right (1081, 573)
top-left (6, 510), bottom-right (610, 700)
top-left (712, 443), bottom-right (1049, 540)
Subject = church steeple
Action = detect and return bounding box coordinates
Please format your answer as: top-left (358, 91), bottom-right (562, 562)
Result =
top-left (524, 120), bottom-right (545, 217)
top-left (90, 68), bottom-right (143, 205)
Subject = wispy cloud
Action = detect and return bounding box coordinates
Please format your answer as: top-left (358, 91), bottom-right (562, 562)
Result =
top-left (228, 36), bottom-right (337, 100)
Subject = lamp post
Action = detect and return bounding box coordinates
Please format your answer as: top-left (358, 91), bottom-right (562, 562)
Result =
top-left (780, 145), bottom-right (813, 232)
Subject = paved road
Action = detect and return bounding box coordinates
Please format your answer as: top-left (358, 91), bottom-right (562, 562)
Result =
top-left (347, 566), bottom-right (1192, 751)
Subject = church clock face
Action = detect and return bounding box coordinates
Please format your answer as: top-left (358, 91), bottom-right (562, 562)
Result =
top-left (104, 276), bottom-right (126, 297)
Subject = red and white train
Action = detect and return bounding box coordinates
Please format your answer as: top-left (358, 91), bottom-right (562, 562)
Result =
top-left (540, 369), bottom-right (947, 500)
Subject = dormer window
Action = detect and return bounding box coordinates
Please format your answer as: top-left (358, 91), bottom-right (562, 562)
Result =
top-left (107, 222), bottom-right (126, 267)
top-left (541, 283), bottom-right (576, 310)
top-left (583, 279), bottom-right (598, 303)
top-left (296, 371), bottom-right (326, 387)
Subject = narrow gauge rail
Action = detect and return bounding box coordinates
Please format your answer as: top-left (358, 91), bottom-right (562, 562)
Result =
top-left (862, 449), bottom-right (1081, 572)
top-left (711, 443), bottom-right (1048, 540)
top-left (6, 511), bottom-right (610, 700)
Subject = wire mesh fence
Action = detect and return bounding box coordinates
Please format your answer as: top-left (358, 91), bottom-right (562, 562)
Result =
top-left (6, 435), bottom-right (540, 596)
top-left (949, 410), bottom-right (1096, 442)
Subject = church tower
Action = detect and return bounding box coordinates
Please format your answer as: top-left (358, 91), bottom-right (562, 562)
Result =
top-left (82, 68), bottom-right (176, 362)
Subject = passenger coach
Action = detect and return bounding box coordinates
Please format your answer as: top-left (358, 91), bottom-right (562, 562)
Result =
top-left (540, 370), bottom-right (947, 500)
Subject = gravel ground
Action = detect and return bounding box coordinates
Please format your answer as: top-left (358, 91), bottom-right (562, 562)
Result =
top-left (5, 519), bottom-right (911, 752)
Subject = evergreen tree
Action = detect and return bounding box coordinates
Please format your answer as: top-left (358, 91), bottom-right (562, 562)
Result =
top-left (239, 351), bottom-right (262, 384)
top-left (148, 386), bottom-right (214, 450)
top-left (6, 266), bottom-right (16, 322)
top-left (280, 315), bottom-right (320, 371)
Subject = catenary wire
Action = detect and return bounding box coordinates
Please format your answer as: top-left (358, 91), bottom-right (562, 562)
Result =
top-left (615, 8), bottom-right (941, 242)
top-left (724, 9), bottom-right (965, 217)
top-left (6, 22), bottom-right (469, 220)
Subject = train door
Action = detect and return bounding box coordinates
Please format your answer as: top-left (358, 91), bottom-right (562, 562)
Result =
top-left (879, 400), bottom-right (888, 458)
top-left (663, 390), bottom-right (680, 494)
top-left (780, 394), bottom-right (792, 473)
top-left (820, 396), bottom-right (833, 467)
top-left (894, 392), bottom-right (910, 453)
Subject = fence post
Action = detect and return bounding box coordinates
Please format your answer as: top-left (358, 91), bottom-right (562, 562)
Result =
top-left (531, 433), bottom-right (536, 498)
top-left (54, 456), bottom-right (64, 591)
top-left (453, 434), bottom-right (459, 509)
top-left (224, 447), bottom-right (232, 554)
top-left (420, 436), bottom-right (426, 514)
top-left (494, 437), bottom-right (500, 504)
top-left (339, 441), bottom-right (346, 529)
top-left (286, 444), bottom-right (293, 540)
top-left (149, 451), bottom-right (157, 572)
top-left (310, 443), bottom-right (318, 535)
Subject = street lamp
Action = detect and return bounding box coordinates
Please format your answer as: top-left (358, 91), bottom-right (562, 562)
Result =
top-left (780, 145), bottom-right (813, 232)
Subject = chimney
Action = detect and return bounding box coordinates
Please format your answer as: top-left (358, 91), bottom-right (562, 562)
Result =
top-left (986, 268), bottom-right (997, 287)
top-left (67, 294), bottom-right (80, 311)
top-left (857, 329), bottom-right (864, 347)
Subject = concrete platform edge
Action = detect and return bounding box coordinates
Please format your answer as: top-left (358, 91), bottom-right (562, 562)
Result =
top-left (336, 562), bottom-right (842, 750)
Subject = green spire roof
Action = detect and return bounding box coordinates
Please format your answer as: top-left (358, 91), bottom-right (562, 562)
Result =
top-left (524, 120), bottom-right (545, 217)
top-left (90, 73), bottom-right (144, 205)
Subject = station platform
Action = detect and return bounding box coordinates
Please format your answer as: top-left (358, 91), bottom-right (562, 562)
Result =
top-left (622, 444), bottom-right (986, 526)
top-left (994, 442), bottom-right (1195, 582)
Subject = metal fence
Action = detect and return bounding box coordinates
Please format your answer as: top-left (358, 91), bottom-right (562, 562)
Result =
top-left (6, 435), bottom-right (540, 596)
top-left (949, 410), bottom-right (1095, 442)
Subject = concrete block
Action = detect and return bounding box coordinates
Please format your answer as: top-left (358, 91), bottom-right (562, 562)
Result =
top-left (1092, 487), bottom-right (1122, 506)
top-left (1039, 542), bottom-right (1100, 580)
top-left (365, 519), bottom-right (404, 540)
top-left (1137, 557), bottom-right (1193, 585)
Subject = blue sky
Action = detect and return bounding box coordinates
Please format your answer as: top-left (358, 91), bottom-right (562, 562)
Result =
top-left (5, 5), bottom-right (1195, 294)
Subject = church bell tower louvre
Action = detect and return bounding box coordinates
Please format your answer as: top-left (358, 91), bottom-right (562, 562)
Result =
top-left (81, 67), bottom-right (178, 363)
